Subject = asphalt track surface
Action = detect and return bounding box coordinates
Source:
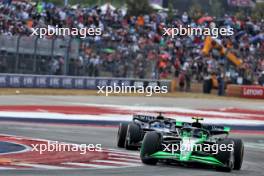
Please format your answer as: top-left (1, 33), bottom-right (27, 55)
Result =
top-left (0, 95), bottom-right (263, 176)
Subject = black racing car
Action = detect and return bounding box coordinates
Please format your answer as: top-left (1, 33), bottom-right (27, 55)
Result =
top-left (117, 113), bottom-right (180, 150)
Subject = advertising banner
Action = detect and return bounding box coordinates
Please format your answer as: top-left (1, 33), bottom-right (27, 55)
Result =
top-left (0, 74), bottom-right (171, 92)
top-left (241, 86), bottom-right (264, 99)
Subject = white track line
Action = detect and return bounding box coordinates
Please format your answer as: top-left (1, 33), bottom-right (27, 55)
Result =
top-left (245, 143), bottom-right (264, 150)
top-left (108, 153), bottom-right (139, 159)
top-left (0, 166), bottom-right (15, 170)
top-left (64, 162), bottom-right (118, 168)
top-left (15, 163), bottom-right (68, 170)
top-left (108, 157), bottom-right (141, 163)
top-left (73, 103), bottom-right (264, 117)
top-left (104, 149), bottom-right (140, 156)
top-left (92, 160), bottom-right (142, 166)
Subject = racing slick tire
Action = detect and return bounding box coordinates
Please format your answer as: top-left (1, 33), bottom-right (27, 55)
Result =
top-left (117, 123), bottom-right (128, 148)
top-left (231, 138), bottom-right (244, 170)
top-left (215, 139), bottom-right (235, 172)
top-left (125, 123), bottom-right (142, 150)
top-left (140, 131), bottom-right (161, 165)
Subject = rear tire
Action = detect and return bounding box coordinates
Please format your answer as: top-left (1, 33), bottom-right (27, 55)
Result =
top-left (231, 138), bottom-right (244, 170)
top-left (215, 139), bottom-right (234, 172)
top-left (125, 123), bottom-right (142, 150)
top-left (140, 131), bottom-right (161, 165)
top-left (117, 123), bottom-right (128, 148)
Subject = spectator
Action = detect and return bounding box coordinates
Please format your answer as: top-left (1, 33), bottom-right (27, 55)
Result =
top-left (258, 71), bottom-right (264, 86)
top-left (179, 71), bottom-right (185, 91)
top-left (0, 1), bottom-right (263, 87)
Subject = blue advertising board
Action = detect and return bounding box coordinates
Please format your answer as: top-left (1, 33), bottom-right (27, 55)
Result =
top-left (0, 74), bottom-right (171, 91)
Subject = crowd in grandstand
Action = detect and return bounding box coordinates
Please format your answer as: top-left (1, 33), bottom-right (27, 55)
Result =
top-left (0, 1), bottom-right (263, 89)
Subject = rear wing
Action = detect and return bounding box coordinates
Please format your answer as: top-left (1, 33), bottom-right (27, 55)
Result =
top-left (132, 114), bottom-right (175, 123)
top-left (132, 115), bottom-right (156, 122)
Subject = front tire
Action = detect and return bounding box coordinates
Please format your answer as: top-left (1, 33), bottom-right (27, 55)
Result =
top-left (216, 139), bottom-right (235, 172)
top-left (231, 138), bottom-right (244, 170)
top-left (140, 131), bottom-right (161, 165)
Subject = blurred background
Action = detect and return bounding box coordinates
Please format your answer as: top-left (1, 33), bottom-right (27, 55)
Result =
top-left (0, 0), bottom-right (263, 94)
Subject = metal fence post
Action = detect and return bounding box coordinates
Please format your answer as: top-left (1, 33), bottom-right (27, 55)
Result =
top-left (15, 35), bottom-right (21, 73)
top-left (51, 37), bottom-right (55, 61)
top-left (64, 37), bottom-right (72, 75)
top-left (33, 37), bottom-right (38, 73)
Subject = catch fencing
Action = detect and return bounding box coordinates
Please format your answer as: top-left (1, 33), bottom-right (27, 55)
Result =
top-left (0, 35), bottom-right (159, 79)
top-left (0, 35), bottom-right (79, 74)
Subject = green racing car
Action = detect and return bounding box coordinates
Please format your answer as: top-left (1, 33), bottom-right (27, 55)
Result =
top-left (140, 117), bottom-right (244, 172)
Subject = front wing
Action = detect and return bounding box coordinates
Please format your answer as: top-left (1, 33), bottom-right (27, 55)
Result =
top-left (149, 151), bottom-right (225, 167)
